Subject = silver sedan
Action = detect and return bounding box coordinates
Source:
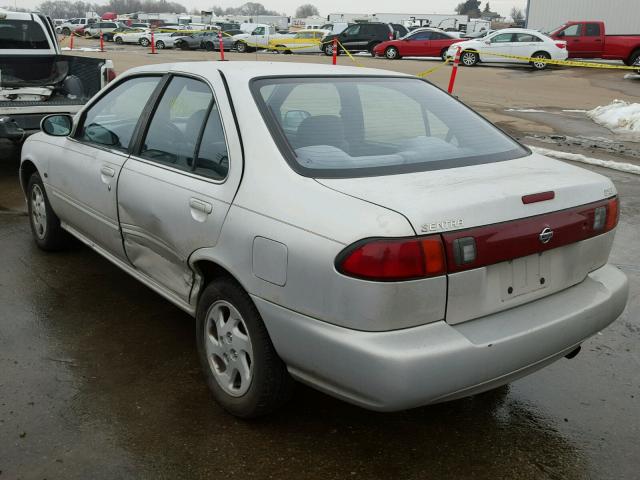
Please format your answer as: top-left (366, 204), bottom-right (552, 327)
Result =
top-left (20, 62), bottom-right (628, 417)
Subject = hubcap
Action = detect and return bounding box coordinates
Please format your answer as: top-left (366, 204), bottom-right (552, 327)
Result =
top-left (462, 53), bottom-right (475, 65)
top-left (30, 184), bottom-right (47, 239)
top-left (204, 300), bottom-right (254, 397)
top-left (387, 48), bottom-right (397, 58)
top-left (534, 56), bottom-right (547, 68)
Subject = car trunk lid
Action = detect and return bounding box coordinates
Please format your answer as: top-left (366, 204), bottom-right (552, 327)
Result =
top-left (318, 153), bottom-right (618, 324)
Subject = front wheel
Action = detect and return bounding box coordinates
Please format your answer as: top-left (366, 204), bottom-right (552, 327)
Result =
top-left (236, 41), bottom-right (247, 53)
top-left (139, 37), bottom-right (150, 47)
top-left (156, 40), bottom-right (165, 49)
top-left (115, 36), bottom-right (123, 44)
top-left (62, 27), bottom-right (71, 36)
top-left (531, 51), bottom-right (551, 70)
top-left (27, 172), bottom-right (68, 251)
top-left (196, 279), bottom-right (293, 418)
top-left (84, 31), bottom-right (92, 38)
top-left (440, 48), bottom-right (448, 61)
top-left (204, 41), bottom-right (214, 51)
top-left (368, 42), bottom-right (380, 56)
top-left (385, 46), bottom-right (400, 59)
top-left (627, 50), bottom-right (640, 72)
top-left (460, 50), bottom-right (479, 66)
top-left (323, 42), bottom-right (336, 56)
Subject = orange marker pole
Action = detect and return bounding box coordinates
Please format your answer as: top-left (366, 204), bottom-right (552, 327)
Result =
top-left (69, 33), bottom-right (74, 50)
top-left (218, 31), bottom-right (225, 61)
top-left (149, 31), bottom-right (157, 54)
top-left (332, 37), bottom-right (338, 65)
top-left (448, 46), bottom-right (461, 94)
top-left (99, 31), bottom-right (104, 52)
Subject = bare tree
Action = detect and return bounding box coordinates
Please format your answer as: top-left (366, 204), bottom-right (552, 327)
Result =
top-left (510, 6), bottom-right (525, 22)
top-left (295, 4), bottom-right (319, 18)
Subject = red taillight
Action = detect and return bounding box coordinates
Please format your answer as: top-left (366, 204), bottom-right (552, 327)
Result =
top-left (555, 42), bottom-right (566, 49)
top-left (337, 236), bottom-right (446, 281)
top-left (106, 69), bottom-right (117, 82)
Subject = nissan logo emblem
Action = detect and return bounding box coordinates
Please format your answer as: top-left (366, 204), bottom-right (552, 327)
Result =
top-left (539, 227), bottom-right (554, 244)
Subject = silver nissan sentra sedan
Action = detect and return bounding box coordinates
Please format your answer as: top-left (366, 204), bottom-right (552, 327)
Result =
top-left (20, 62), bottom-right (629, 418)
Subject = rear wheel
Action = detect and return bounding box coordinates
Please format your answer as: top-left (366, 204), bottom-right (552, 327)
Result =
top-left (236, 41), bottom-right (248, 53)
top-left (196, 279), bottom-right (293, 418)
top-left (628, 50), bottom-right (640, 72)
top-left (139, 37), bottom-right (150, 47)
top-left (62, 27), bottom-right (71, 36)
top-left (115, 36), bottom-right (123, 44)
top-left (27, 172), bottom-right (68, 251)
top-left (460, 50), bottom-right (478, 66)
top-left (531, 51), bottom-right (551, 70)
top-left (204, 41), bottom-right (214, 51)
top-left (440, 48), bottom-right (448, 61)
top-left (385, 46), bottom-right (400, 59)
top-left (179, 42), bottom-right (190, 50)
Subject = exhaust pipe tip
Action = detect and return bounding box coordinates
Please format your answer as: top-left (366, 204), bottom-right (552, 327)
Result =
top-left (565, 345), bottom-right (581, 360)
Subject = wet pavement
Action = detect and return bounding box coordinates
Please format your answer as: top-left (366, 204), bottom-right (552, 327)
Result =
top-left (1, 135), bottom-right (639, 479)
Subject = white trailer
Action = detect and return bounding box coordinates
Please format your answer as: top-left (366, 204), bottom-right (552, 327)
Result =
top-left (526, 0), bottom-right (640, 34)
top-left (327, 12), bottom-right (469, 31)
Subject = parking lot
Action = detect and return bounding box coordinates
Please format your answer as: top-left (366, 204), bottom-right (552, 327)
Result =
top-left (1, 37), bottom-right (639, 479)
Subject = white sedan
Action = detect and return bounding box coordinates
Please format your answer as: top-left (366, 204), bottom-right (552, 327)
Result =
top-left (112, 28), bottom-right (149, 45)
top-left (447, 28), bottom-right (568, 69)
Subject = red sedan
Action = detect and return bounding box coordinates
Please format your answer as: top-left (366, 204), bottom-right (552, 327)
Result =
top-left (373, 28), bottom-right (462, 60)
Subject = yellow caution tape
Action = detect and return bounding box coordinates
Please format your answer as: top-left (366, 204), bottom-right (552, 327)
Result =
top-left (416, 58), bottom-right (450, 77)
top-left (336, 40), bottom-right (364, 67)
top-left (459, 49), bottom-right (640, 70)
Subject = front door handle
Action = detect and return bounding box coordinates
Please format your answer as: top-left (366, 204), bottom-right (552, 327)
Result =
top-left (100, 166), bottom-right (115, 177)
top-left (189, 198), bottom-right (213, 214)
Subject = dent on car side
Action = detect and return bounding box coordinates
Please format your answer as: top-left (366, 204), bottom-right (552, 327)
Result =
top-left (20, 62), bottom-right (629, 413)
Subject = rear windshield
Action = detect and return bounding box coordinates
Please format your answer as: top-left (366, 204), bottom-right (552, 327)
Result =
top-left (252, 77), bottom-right (528, 178)
top-left (0, 19), bottom-right (50, 49)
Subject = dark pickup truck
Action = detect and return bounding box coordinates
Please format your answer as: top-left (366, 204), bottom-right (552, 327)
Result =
top-left (0, 10), bottom-right (115, 143)
top-left (549, 21), bottom-right (640, 66)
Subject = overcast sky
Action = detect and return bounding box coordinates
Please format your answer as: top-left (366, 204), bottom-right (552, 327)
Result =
top-left (7, 0), bottom-right (528, 18)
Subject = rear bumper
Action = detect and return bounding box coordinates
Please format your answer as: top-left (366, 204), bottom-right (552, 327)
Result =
top-left (254, 263), bottom-right (628, 411)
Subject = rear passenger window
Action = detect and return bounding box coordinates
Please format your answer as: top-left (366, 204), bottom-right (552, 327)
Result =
top-left (194, 104), bottom-right (229, 180)
top-left (585, 23), bottom-right (601, 36)
top-left (140, 76), bottom-right (212, 171)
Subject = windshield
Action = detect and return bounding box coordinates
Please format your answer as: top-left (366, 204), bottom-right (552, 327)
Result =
top-left (0, 19), bottom-right (50, 49)
top-left (252, 77), bottom-right (528, 178)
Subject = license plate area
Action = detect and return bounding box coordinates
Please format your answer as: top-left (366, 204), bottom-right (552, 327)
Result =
top-left (499, 252), bottom-right (550, 302)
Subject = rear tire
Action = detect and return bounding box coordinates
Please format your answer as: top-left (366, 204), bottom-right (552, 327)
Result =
top-left (236, 41), bottom-right (247, 53)
top-left (531, 51), bottom-right (551, 70)
top-left (139, 37), bottom-right (150, 47)
top-left (196, 279), bottom-right (293, 418)
top-left (27, 172), bottom-right (68, 251)
top-left (115, 36), bottom-right (123, 44)
top-left (323, 42), bottom-right (336, 56)
top-left (62, 27), bottom-right (71, 36)
top-left (204, 41), bottom-right (214, 51)
top-left (385, 46), bottom-right (400, 59)
top-left (461, 50), bottom-right (478, 66)
top-left (627, 50), bottom-right (640, 72)
top-left (440, 48), bottom-right (448, 61)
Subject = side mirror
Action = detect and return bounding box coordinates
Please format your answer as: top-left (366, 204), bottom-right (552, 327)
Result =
top-left (41, 114), bottom-right (73, 136)
top-left (557, 31), bottom-right (565, 38)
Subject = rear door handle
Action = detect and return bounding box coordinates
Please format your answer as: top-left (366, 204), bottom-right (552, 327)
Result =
top-left (100, 166), bottom-right (115, 177)
top-left (189, 198), bottom-right (213, 214)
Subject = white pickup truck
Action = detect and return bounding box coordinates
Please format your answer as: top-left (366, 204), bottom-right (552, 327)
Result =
top-left (0, 11), bottom-right (115, 144)
top-left (233, 24), bottom-right (294, 53)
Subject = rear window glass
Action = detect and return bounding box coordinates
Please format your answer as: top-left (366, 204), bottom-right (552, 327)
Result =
top-left (0, 20), bottom-right (50, 49)
top-left (252, 77), bottom-right (527, 178)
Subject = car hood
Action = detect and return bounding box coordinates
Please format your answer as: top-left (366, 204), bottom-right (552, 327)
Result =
top-left (447, 39), bottom-right (481, 51)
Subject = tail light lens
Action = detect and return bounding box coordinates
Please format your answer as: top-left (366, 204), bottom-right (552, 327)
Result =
top-left (605, 197), bottom-right (619, 231)
top-left (338, 197), bottom-right (619, 281)
top-left (336, 236), bottom-right (446, 281)
top-left (106, 68), bottom-right (117, 82)
top-left (555, 42), bottom-right (566, 49)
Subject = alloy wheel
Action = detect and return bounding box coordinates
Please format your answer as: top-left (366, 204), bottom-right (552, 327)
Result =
top-left (30, 184), bottom-right (47, 240)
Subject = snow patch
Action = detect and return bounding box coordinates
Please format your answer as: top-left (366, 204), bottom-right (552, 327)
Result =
top-left (529, 146), bottom-right (640, 175)
top-left (61, 47), bottom-right (101, 52)
top-left (561, 109), bottom-right (587, 113)
top-left (587, 100), bottom-right (640, 134)
top-left (506, 108), bottom-right (547, 113)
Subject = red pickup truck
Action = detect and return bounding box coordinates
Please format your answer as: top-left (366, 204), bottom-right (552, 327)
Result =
top-left (549, 21), bottom-right (640, 66)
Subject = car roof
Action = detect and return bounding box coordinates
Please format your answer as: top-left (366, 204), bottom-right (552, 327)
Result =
top-left (123, 61), bottom-right (412, 81)
top-left (491, 28), bottom-right (545, 34)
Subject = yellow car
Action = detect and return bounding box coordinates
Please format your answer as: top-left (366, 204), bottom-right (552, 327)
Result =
top-left (269, 29), bottom-right (329, 54)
